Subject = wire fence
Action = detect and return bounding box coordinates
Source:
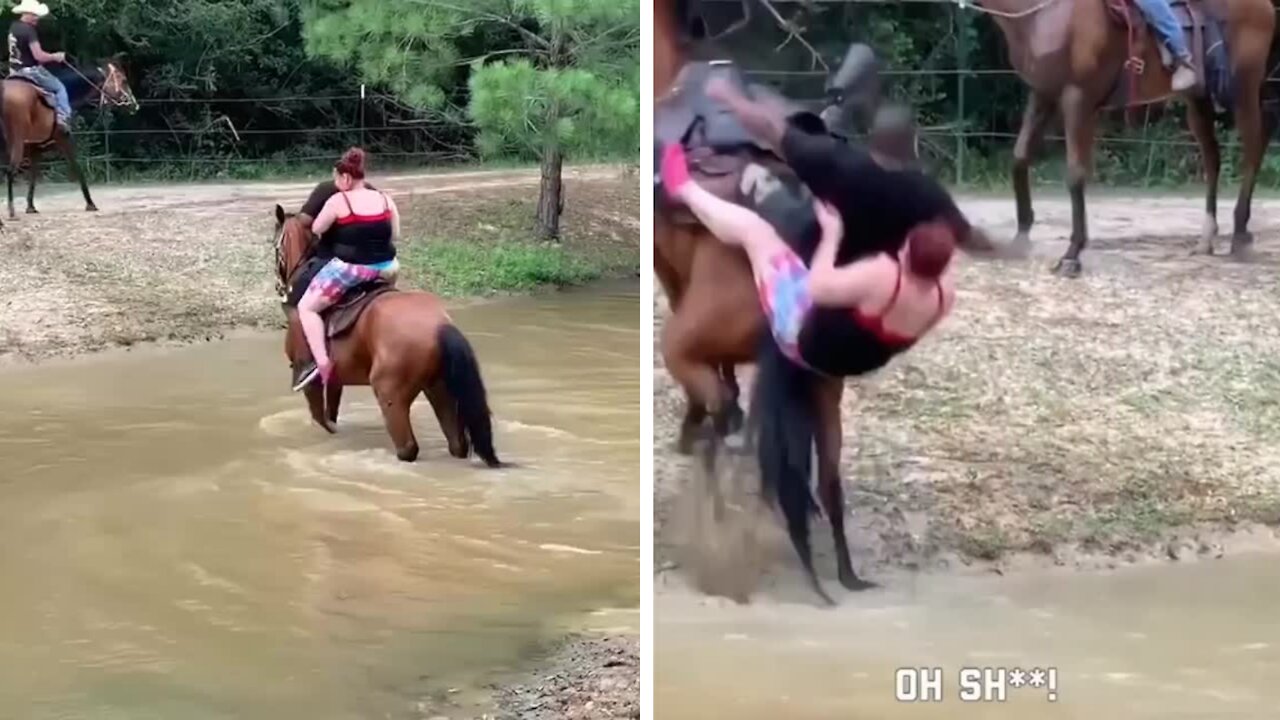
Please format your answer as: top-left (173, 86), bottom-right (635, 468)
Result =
top-left (61, 86), bottom-right (478, 183)
top-left (692, 0), bottom-right (1280, 185)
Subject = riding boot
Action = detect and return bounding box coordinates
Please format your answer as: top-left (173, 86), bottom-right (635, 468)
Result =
top-left (287, 308), bottom-right (320, 391)
top-left (1171, 60), bottom-right (1198, 94)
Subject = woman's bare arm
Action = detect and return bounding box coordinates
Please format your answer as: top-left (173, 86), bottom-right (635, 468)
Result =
top-left (807, 199), bottom-right (880, 307)
top-left (311, 195), bottom-right (341, 236)
top-left (386, 195), bottom-right (402, 242)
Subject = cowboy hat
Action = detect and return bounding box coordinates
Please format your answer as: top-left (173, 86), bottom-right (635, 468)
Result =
top-left (11, 1), bottom-right (49, 17)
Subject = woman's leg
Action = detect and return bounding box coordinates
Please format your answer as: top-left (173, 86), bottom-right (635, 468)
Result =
top-left (297, 259), bottom-right (358, 381)
top-left (660, 143), bottom-right (792, 272)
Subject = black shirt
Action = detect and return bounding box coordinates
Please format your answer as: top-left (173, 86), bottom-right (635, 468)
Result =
top-left (7, 21), bottom-right (37, 73)
top-left (778, 117), bottom-right (970, 264)
top-left (300, 179), bottom-right (379, 257)
top-left (300, 179), bottom-right (378, 220)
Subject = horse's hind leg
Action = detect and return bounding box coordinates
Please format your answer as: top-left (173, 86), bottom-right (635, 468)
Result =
top-left (5, 155), bottom-right (15, 220)
top-left (1186, 97), bottom-right (1221, 255)
top-left (372, 366), bottom-right (420, 462)
top-left (424, 378), bottom-right (469, 459)
top-left (814, 377), bottom-right (875, 591)
top-left (663, 311), bottom-right (735, 453)
top-left (721, 363), bottom-right (745, 434)
top-left (677, 397), bottom-right (708, 455)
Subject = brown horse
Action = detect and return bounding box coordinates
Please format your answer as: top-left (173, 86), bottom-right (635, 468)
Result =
top-left (655, 0), bottom-right (872, 601)
top-left (0, 60), bottom-right (137, 222)
top-left (273, 206), bottom-right (501, 467)
top-left (975, 0), bottom-right (1275, 275)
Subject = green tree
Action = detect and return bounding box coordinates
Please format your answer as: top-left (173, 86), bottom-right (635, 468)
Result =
top-left (300, 0), bottom-right (639, 239)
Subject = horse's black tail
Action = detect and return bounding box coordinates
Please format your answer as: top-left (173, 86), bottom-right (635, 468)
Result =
top-left (437, 323), bottom-right (501, 468)
top-left (752, 332), bottom-right (822, 583)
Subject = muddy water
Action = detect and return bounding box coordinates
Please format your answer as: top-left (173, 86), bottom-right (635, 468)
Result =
top-left (657, 552), bottom-right (1280, 719)
top-left (0, 282), bottom-right (638, 719)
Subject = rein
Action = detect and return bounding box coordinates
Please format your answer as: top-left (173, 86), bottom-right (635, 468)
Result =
top-left (957, 0), bottom-right (1063, 20)
top-left (65, 62), bottom-right (138, 110)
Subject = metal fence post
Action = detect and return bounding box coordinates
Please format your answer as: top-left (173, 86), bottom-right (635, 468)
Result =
top-left (104, 112), bottom-right (112, 184)
top-left (955, 3), bottom-right (967, 185)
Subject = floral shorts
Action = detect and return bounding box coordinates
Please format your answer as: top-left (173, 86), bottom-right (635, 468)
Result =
top-left (299, 257), bottom-right (399, 311)
top-left (756, 247), bottom-right (812, 366)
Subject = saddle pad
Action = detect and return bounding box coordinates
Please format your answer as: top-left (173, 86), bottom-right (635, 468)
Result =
top-left (325, 283), bottom-right (396, 340)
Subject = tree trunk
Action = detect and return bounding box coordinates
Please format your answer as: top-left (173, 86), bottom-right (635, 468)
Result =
top-left (536, 143), bottom-right (564, 241)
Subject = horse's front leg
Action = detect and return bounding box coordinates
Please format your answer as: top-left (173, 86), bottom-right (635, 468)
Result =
top-left (325, 383), bottom-right (343, 426)
top-left (303, 382), bottom-right (335, 434)
top-left (1053, 86), bottom-right (1096, 278)
top-left (54, 135), bottom-right (96, 212)
top-left (1011, 92), bottom-right (1055, 251)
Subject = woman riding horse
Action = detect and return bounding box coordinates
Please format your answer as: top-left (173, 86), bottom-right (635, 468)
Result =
top-left (293, 147), bottom-right (402, 391)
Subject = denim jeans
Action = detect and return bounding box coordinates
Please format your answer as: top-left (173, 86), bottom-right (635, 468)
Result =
top-left (1133, 0), bottom-right (1192, 62)
top-left (14, 66), bottom-right (70, 124)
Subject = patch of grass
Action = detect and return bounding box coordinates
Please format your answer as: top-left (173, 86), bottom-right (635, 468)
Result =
top-left (954, 527), bottom-right (1013, 561)
top-left (395, 170), bottom-right (639, 296)
top-left (399, 240), bottom-right (602, 296)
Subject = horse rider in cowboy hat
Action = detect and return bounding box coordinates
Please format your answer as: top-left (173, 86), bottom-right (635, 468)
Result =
top-left (7, 0), bottom-right (71, 131)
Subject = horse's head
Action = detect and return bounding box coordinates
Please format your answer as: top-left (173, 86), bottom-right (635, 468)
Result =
top-left (273, 204), bottom-right (314, 297)
top-left (94, 57), bottom-right (138, 113)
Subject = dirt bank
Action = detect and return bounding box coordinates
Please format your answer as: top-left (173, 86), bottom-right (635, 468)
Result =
top-left (492, 634), bottom-right (640, 720)
top-left (0, 164), bottom-right (638, 362)
top-left (655, 191), bottom-right (1280, 593)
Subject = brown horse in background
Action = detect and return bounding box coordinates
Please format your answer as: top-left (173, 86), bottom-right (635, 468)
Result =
top-left (0, 60), bottom-right (137, 223)
top-left (976, 0), bottom-right (1275, 275)
top-left (655, 0), bottom-right (873, 601)
top-left (273, 207), bottom-right (501, 467)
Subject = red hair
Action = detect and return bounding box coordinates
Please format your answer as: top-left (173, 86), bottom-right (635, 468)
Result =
top-left (335, 147), bottom-right (367, 179)
top-left (905, 220), bottom-right (955, 279)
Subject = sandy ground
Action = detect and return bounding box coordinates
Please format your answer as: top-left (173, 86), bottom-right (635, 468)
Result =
top-left (0, 164), bottom-right (641, 716)
top-left (655, 191), bottom-right (1280, 598)
top-left (0, 164), bottom-right (635, 361)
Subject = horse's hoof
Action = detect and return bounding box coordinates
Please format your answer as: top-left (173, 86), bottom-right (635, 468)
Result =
top-left (676, 423), bottom-right (705, 456)
top-left (839, 570), bottom-right (879, 592)
top-left (1190, 240), bottom-right (1214, 256)
top-left (315, 419), bottom-right (336, 435)
top-left (725, 405), bottom-right (746, 435)
top-left (1051, 258), bottom-right (1082, 278)
top-left (24, 207), bottom-right (37, 215)
top-left (1002, 237), bottom-right (1032, 260)
top-left (396, 444), bottom-right (420, 463)
top-left (807, 571), bottom-right (837, 607)
top-left (1230, 232), bottom-right (1255, 261)
top-left (85, 204), bottom-right (98, 213)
